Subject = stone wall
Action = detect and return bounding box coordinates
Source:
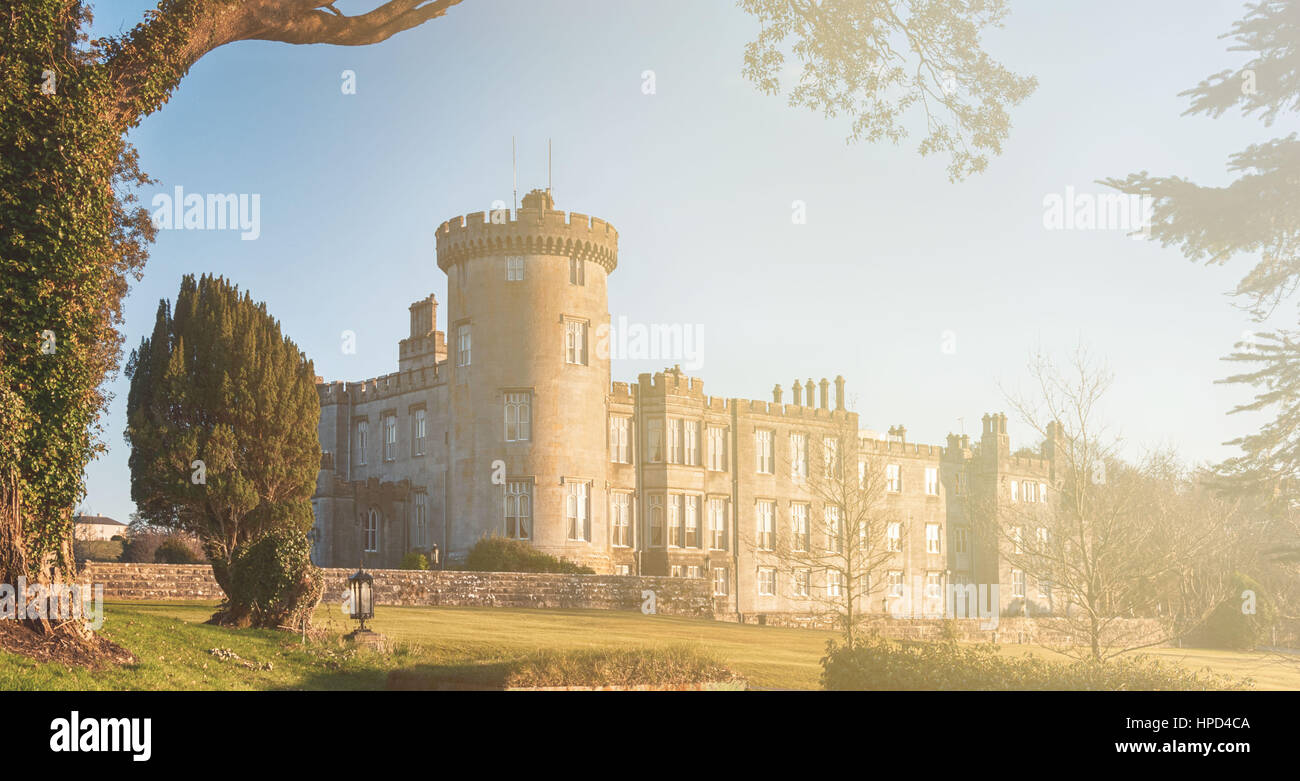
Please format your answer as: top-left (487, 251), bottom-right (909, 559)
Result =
top-left (721, 612), bottom-right (1169, 647)
top-left (79, 563), bottom-right (713, 617)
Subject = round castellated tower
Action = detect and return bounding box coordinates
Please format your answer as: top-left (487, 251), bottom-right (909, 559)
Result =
top-left (435, 189), bottom-right (618, 570)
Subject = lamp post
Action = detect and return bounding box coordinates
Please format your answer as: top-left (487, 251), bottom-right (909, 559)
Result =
top-left (347, 564), bottom-right (374, 633)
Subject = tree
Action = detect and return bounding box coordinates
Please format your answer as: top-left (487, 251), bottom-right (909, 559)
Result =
top-left (1101, 1), bottom-right (1300, 549)
top-left (764, 419), bottom-right (900, 643)
top-left (124, 274), bottom-right (322, 628)
top-left (0, 0), bottom-right (1032, 655)
top-left (980, 349), bottom-right (1237, 661)
top-left (741, 0), bottom-right (1037, 181)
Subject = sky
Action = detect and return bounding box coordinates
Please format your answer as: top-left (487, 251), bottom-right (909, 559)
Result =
top-left (79, 0), bottom-right (1276, 521)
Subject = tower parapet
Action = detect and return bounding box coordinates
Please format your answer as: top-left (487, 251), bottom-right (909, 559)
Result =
top-left (435, 189), bottom-right (619, 272)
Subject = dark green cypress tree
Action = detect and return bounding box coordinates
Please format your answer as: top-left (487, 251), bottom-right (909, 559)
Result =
top-left (125, 274), bottom-right (323, 628)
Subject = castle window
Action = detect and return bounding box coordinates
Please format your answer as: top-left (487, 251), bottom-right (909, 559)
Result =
top-left (685, 565), bottom-right (701, 579)
top-left (356, 421), bottom-right (368, 466)
top-left (1010, 480), bottom-right (1019, 502)
top-left (457, 324), bottom-right (471, 367)
top-left (887, 522), bottom-right (902, 552)
top-left (505, 392), bottom-right (531, 442)
top-left (609, 416), bottom-right (631, 463)
top-left (756, 500), bottom-right (775, 550)
top-left (564, 319), bottom-right (588, 365)
top-left (667, 418), bottom-right (682, 464)
top-left (684, 420), bottom-right (699, 466)
top-left (755, 430), bottom-right (774, 474)
top-left (1011, 569), bottom-right (1026, 598)
top-left (505, 255), bottom-right (524, 281)
top-left (684, 495), bottom-right (700, 548)
top-left (793, 568), bottom-right (810, 598)
top-left (667, 494), bottom-right (682, 547)
top-left (925, 467), bottom-right (938, 496)
top-left (926, 522), bottom-right (941, 554)
top-left (1022, 481), bottom-right (1037, 503)
top-left (954, 526), bottom-right (969, 554)
top-left (565, 480), bottom-right (590, 542)
top-left (1036, 526), bottom-right (1048, 549)
top-left (826, 569), bottom-right (842, 598)
top-left (648, 494), bottom-right (664, 547)
top-left (825, 505), bottom-right (842, 553)
top-left (1013, 526), bottom-right (1024, 554)
top-left (823, 437), bottom-right (839, 479)
top-left (569, 257), bottom-right (585, 286)
top-left (413, 491), bottom-right (428, 548)
top-left (614, 564), bottom-right (630, 576)
top-left (708, 498), bottom-right (728, 550)
top-left (611, 492), bottom-right (631, 547)
top-left (955, 471), bottom-right (968, 495)
top-left (505, 481), bottom-right (532, 540)
top-left (706, 426), bottom-right (727, 471)
top-left (925, 571), bottom-right (942, 600)
top-left (712, 567), bottom-right (729, 596)
top-left (791, 503), bottom-right (809, 552)
top-left (757, 567), bottom-right (776, 597)
top-left (887, 570), bottom-right (904, 598)
top-left (364, 508), bottom-right (379, 552)
top-left (383, 414), bottom-right (397, 461)
top-left (1039, 482), bottom-right (1048, 503)
top-left (413, 409), bottom-right (427, 456)
top-left (886, 464), bottom-right (901, 492)
top-left (670, 565), bottom-right (683, 578)
top-left (646, 419), bottom-right (664, 463)
top-left (790, 433), bottom-right (807, 480)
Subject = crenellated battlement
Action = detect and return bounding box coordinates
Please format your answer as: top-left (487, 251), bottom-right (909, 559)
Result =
top-left (859, 436), bottom-right (946, 460)
top-left (435, 190), bottom-right (618, 273)
top-left (317, 363), bottom-right (445, 406)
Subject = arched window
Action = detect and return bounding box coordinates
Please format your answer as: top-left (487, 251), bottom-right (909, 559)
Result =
top-left (365, 508), bottom-right (380, 553)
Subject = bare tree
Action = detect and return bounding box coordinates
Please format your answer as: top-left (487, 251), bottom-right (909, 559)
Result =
top-left (976, 349), bottom-right (1239, 661)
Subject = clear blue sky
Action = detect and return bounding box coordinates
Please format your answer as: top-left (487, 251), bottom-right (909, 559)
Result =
top-left (79, 0), bottom-right (1273, 521)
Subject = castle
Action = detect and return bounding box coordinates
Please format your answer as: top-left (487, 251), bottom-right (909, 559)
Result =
top-left (310, 189), bottom-right (1055, 616)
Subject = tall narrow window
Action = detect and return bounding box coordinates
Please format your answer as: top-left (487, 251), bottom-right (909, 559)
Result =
top-left (955, 526), bottom-right (969, 554)
top-left (611, 493), bottom-right (631, 547)
top-left (364, 508), bottom-right (379, 552)
top-left (712, 567), bottom-right (729, 596)
top-left (648, 494), bottom-right (664, 547)
top-left (383, 414), bottom-right (397, 461)
top-left (505, 392), bottom-right (531, 442)
top-left (565, 319), bottom-right (588, 365)
top-left (791, 503), bottom-right (809, 552)
top-left (1010, 480), bottom-right (1020, 502)
top-left (827, 570), bottom-right (843, 598)
top-left (757, 567), bottom-right (776, 597)
top-left (646, 419), bottom-right (664, 463)
top-left (887, 521), bottom-right (902, 552)
top-left (413, 408), bottom-right (427, 456)
top-left (505, 255), bottom-right (524, 281)
top-left (569, 257), bottom-right (585, 285)
top-left (886, 464), bottom-right (901, 492)
top-left (926, 522), bottom-right (941, 554)
top-left (709, 498), bottom-right (728, 550)
top-left (609, 416), bottom-right (631, 463)
top-left (794, 569), bottom-right (811, 598)
top-left (823, 437), bottom-right (839, 479)
top-left (684, 420), bottom-right (699, 466)
top-left (684, 495), bottom-right (699, 548)
top-left (356, 420), bottom-right (368, 466)
top-left (707, 426), bottom-right (727, 471)
top-left (1012, 569), bottom-right (1026, 598)
top-left (504, 480), bottom-right (532, 539)
top-left (888, 570), bottom-right (904, 597)
top-left (756, 500), bottom-right (775, 550)
top-left (755, 430), bottom-right (774, 474)
top-left (413, 491), bottom-right (428, 548)
top-left (825, 505), bottom-right (843, 553)
top-left (667, 418), bottom-right (682, 464)
top-left (790, 433), bottom-right (808, 480)
top-left (667, 494), bottom-right (682, 547)
top-left (925, 467), bottom-right (939, 496)
top-left (457, 324), bottom-right (471, 366)
top-left (565, 480), bottom-right (590, 541)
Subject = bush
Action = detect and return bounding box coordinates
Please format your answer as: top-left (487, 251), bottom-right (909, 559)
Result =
top-left (504, 647), bottom-right (740, 689)
top-left (74, 539), bottom-right (123, 562)
top-left (154, 537), bottom-right (202, 564)
top-left (213, 527), bottom-right (323, 630)
top-left (400, 551), bottom-right (430, 571)
top-left (820, 634), bottom-right (1247, 691)
top-left (464, 536), bottom-right (595, 574)
top-left (1198, 573), bottom-right (1277, 650)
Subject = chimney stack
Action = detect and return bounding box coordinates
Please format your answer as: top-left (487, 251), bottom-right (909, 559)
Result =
top-left (792, 380), bottom-right (803, 406)
top-left (772, 384), bottom-right (783, 404)
top-left (818, 378), bottom-right (830, 410)
top-left (834, 375), bottom-right (845, 411)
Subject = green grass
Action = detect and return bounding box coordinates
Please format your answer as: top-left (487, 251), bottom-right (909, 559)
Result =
top-left (0, 601), bottom-right (1296, 690)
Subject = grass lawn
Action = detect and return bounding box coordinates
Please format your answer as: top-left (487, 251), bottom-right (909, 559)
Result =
top-left (0, 601), bottom-right (1296, 690)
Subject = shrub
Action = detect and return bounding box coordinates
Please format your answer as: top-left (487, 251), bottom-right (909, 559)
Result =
top-left (400, 552), bottom-right (430, 571)
top-left (504, 647), bottom-right (740, 689)
top-left (74, 539), bottom-right (123, 562)
top-left (1198, 573), bottom-right (1277, 650)
top-left (154, 537), bottom-right (202, 564)
top-left (820, 634), bottom-right (1248, 691)
top-left (213, 527), bottom-right (323, 630)
top-left (464, 536), bottom-right (595, 574)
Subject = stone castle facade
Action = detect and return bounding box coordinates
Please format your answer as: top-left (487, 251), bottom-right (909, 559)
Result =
top-left (311, 189), bottom-right (1057, 616)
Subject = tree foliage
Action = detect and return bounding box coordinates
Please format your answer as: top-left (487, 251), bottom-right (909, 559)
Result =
top-left (124, 273), bottom-right (322, 627)
top-left (740, 0), bottom-right (1037, 181)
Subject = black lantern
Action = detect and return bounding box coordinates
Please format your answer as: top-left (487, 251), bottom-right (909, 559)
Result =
top-left (429, 544), bottom-right (440, 568)
top-left (348, 565), bottom-right (374, 631)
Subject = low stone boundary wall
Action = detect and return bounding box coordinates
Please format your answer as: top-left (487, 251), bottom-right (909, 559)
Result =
top-left (721, 612), bottom-right (1169, 647)
top-left (78, 563), bottom-right (713, 618)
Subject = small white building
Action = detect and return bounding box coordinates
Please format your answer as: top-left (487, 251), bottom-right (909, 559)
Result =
top-left (73, 514), bottom-right (127, 541)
